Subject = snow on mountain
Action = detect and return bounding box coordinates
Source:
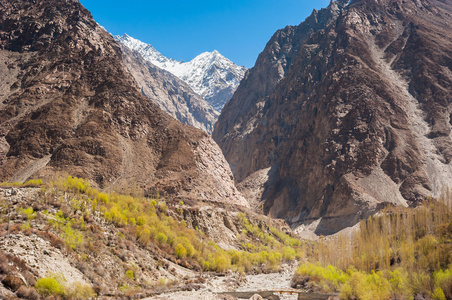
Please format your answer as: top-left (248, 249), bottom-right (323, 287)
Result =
top-left (115, 34), bottom-right (247, 111)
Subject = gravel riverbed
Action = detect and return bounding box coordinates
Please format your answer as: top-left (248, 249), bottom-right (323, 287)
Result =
top-left (147, 264), bottom-right (298, 300)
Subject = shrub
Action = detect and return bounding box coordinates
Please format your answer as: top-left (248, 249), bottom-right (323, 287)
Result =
top-left (21, 222), bottom-right (31, 230)
top-left (410, 270), bottom-right (432, 296)
top-left (42, 232), bottom-right (65, 249)
top-left (158, 202), bottom-right (168, 212)
top-left (24, 179), bottom-right (43, 187)
top-left (96, 192), bottom-right (109, 204)
top-left (136, 216), bottom-right (145, 226)
top-left (137, 226), bottom-right (151, 246)
top-left (388, 268), bottom-right (412, 299)
top-left (434, 266), bottom-right (452, 299)
top-left (365, 271), bottom-right (391, 300)
top-left (339, 270), bottom-right (391, 300)
top-left (175, 244), bottom-right (187, 258)
top-left (125, 270), bottom-right (134, 280)
top-left (60, 176), bottom-right (90, 193)
top-left (20, 207), bottom-right (36, 220)
top-left (296, 263), bottom-right (347, 292)
top-left (16, 286), bottom-right (39, 300)
top-left (213, 254), bottom-right (231, 272)
top-left (340, 271), bottom-right (366, 300)
top-left (441, 278), bottom-right (452, 300)
top-left (35, 277), bottom-right (63, 296)
top-left (432, 287), bottom-right (446, 300)
top-left (231, 251), bottom-right (242, 265)
top-left (63, 222), bottom-right (83, 249)
top-left (157, 277), bottom-right (166, 286)
top-left (156, 232), bottom-right (168, 244)
top-left (283, 246), bottom-right (296, 261)
top-left (177, 237), bottom-right (195, 257)
top-left (91, 199), bottom-right (97, 211)
top-left (2, 274), bottom-right (24, 291)
top-left (65, 281), bottom-right (96, 299)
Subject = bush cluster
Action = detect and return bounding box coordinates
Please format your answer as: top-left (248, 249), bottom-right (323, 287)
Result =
top-left (35, 274), bottom-right (95, 299)
top-left (45, 176), bottom-right (305, 273)
top-left (297, 193), bottom-right (452, 299)
top-left (0, 179), bottom-right (43, 187)
top-left (4, 175), bottom-right (307, 286)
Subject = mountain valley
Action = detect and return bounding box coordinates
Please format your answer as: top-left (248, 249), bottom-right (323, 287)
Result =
top-left (0, 0), bottom-right (451, 299)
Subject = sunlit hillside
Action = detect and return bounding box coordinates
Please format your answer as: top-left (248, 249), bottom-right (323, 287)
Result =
top-left (0, 176), bottom-right (305, 299)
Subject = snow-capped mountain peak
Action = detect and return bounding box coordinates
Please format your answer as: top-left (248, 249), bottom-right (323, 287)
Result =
top-left (116, 34), bottom-right (179, 70)
top-left (115, 34), bottom-right (246, 111)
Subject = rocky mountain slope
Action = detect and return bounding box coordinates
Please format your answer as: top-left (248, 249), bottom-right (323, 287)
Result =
top-left (0, 180), bottom-right (299, 299)
top-left (213, 0), bottom-right (452, 234)
top-left (0, 0), bottom-right (246, 207)
top-left (116, 34), bottom-right (247, 111)
top-left (118, 44), bottom-right (219, 134)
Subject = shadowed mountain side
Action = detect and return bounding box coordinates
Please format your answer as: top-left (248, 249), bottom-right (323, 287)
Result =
top-left (213, 0), bottom-right (452, 233)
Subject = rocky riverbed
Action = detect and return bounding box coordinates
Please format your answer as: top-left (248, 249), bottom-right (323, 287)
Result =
top-left (147, 263), bottom-right (299, 300)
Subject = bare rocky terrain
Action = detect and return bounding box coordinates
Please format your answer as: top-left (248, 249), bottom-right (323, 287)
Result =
top-left (213, 0), bottom-right (452, 234)
top-left (0, 1), bottom-right (307, 299)
top-left (146, 264), bottom-right (299, 300)
top-left (0, 0), bottom-right (245, 207)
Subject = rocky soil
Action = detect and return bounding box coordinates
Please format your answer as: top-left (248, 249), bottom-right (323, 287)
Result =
top-left (0, 234), bottom-right (88, 285)
top-left (0, 185), bottom-right (299, 299)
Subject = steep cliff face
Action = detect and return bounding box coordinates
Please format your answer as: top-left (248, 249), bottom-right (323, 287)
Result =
top-left (118, 44), bottom-right (219, 134)
top-left (214, 0), bottom-right (452, 233)
top-left (213, 0), bottom-right (348, 181)
top-left (0, 0), bottom-right (247, 207)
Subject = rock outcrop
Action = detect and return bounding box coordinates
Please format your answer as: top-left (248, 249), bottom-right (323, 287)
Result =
top-left (0, 0), bottom-right (247, 207)
top-left (118, 44), bottom-right (219, 134)
top-left (213, 0), bottom-right (452, 233)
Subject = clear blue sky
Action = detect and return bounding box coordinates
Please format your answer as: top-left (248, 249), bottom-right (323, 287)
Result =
top-left (79, 0), bottom-right (331, 68)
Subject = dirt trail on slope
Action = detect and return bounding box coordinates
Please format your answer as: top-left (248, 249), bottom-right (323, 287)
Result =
top-left (104, 135), bottom-right (135, 191)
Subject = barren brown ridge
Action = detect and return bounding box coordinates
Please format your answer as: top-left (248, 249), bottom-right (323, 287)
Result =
top-left (0, 0), bottom-right (247, 207)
